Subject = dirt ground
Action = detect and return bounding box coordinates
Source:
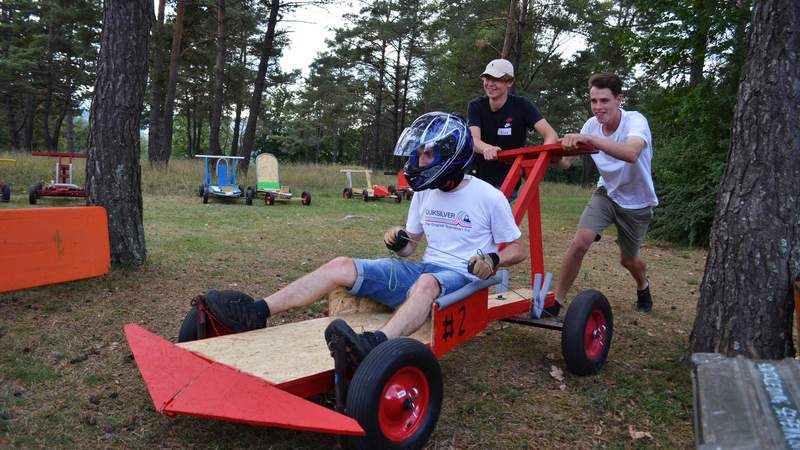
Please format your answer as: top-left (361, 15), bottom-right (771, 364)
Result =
top-left (0, 194), bottom-right (707, 449)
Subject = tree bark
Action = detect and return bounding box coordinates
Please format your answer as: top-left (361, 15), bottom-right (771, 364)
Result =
top-left (159, 0), bottom-right (186, 166)
top-left (239, 0), bottom-right (280, 173)
top-left (147, 0), bottom-right (167, 165)
top-left (87, 0), bottom-right (152, 267)
top-left (689, 0), bottom-right (800, 358)
top-left (3, 92), bottom-right (22, 151)
top-left (208, 0), bottom-right (226, 156)
top-left (500, 0), bottom-right (517, 59)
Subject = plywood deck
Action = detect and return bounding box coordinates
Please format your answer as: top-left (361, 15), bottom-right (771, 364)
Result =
top-left (178, 312), bottom-right (431, 386)
top-left (178, 287), bottom-right (532, 386)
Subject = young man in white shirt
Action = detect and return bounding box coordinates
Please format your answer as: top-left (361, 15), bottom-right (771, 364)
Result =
top-left (553, 74), bottom-right (658, 312)
top-left (179, 113), bottom-right (527, 365)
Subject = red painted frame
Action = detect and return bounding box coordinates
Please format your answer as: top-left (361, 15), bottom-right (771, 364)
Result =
top-left (31, 151), bottom-right (87, 198)
top-left (124, 142), bottom-right (595, 436)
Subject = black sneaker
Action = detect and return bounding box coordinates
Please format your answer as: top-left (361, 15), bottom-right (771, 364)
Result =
top-left (542, 300), bottom-right (562, 319)
top-left (324, 319), bottom-right (387, 364)
top-left (636, 284), bottom-right (653, 313)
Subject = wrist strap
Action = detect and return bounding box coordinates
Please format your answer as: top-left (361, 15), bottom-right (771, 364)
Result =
top-left (488, 252), bottom-right (500, 267)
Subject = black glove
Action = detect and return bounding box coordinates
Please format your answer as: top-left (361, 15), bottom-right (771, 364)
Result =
top-left (384, 227), bottom-right (409, 253)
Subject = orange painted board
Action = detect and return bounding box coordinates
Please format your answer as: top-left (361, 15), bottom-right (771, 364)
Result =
top-left (0, 206), bottom-right (110, 293)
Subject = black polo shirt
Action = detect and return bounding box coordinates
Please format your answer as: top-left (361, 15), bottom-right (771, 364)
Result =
top-left (467, 94), bottom-right (544, 187)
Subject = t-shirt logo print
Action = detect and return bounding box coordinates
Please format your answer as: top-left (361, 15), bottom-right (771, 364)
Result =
top-left (504, 118), bottom-right (513, 128)
top-left (424, 209), bottom-right (473, 229)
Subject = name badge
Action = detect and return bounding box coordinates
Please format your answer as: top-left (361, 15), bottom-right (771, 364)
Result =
top-left (497, 127), bottom-right (512, 136)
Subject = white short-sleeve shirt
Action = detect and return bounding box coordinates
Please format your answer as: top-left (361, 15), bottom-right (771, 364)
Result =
top-left (582, 109), bottom-right (659, 209)
top-left (406, 176), bottom-right (522, 280)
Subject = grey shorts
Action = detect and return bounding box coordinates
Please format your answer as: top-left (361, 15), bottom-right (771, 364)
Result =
top-left (578, 187), bottom-right (653, 258)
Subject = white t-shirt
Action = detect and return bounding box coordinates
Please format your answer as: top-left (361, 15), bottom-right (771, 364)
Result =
top-left (406, 176), bottom-right (522, 280)
top-left (582, 109), bottom-right (658, 209)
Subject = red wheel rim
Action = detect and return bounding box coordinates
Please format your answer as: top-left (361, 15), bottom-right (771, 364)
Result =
top-left (378, 366), bottom-right (430, 442)
top-left (583, 309), bottom-right (607, 361)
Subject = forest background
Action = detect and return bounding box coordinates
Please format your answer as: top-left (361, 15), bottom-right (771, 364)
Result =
top-left (0, 0), bottom-right (752, 247)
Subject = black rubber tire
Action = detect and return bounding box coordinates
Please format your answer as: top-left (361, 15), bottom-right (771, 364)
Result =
top-left (28, 183), bottom-right (41, 205)
top-left (343, 187), bottom-right (352, 199)
top-left (245, 187), bottom-right (254, 205)
top-left (561, 289), bottom-right (614, 376)
top-left (198, 184), bottom-right (205, 197)
top-left (177, 307), bottom-right (200, 342)
top-left (301, 191), bottom-right (311, 206)
top-left (202, 190), bottom-right (209, 204)
top-left (347, 338), bottom-right (443, 450)
top-left (394, 193), bottom-right (402, 203)
top-left (388, 184), bottom-right (396, 194)
top-left (362, 189), bottom-right (369, 202)
top-left (1, 184), bottom-right (10, 202)
top-left (265, 192), bottom-right (274, 205)
top-left (405, 191), bottom-right (413, 201)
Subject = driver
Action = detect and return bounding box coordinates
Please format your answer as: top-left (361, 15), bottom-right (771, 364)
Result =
top-left (180, 112), bottom-right (527, 365)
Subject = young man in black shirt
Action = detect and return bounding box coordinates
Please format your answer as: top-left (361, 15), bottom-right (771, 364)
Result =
top-left (468, 58), bottom-right (558, 188)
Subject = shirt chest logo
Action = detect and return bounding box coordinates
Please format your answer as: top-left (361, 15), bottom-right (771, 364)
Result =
top-left (423, 209), bottom-right (473, 229)
top-left (497, 117), bottom-right (513, 135)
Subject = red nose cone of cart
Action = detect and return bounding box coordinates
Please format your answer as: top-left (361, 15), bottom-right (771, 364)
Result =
top-left (124, 324), bottom-right (365, 436)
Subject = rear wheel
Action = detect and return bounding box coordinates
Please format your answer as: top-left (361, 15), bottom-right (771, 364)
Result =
top-left (394, 193), bottom-right (402, 203)
top-left (343, 187), bottom-right (353, 199)
top-left (405, 191), bottom-right (413, 201)
top-left (202, 190), bottom-right (209, 204)
top-left (264, 192), bottom-right (275, 205)
top-left (561, 289), bottom-right (613, 376)
top-left (347, 338), bottom-right (442, 450)
top-left (301, 191), bottom-right (312, 206)
top-left (387, 184), bottom-right (396, 194)
top-left (198, 184), bottom-right (205, 197)
top-left (362, 189), bottom-right (369, 202)
top-left (245, 187), bottom-right (254, 205)
top-left (1, 184), bottom-right (10, 202)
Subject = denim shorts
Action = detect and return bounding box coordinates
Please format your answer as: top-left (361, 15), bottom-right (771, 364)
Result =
top-left (347, 258), bottom-right (472, 309)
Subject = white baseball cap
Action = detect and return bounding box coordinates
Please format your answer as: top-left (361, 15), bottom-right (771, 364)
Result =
top-left (481, 59), bottom-right (514, 79)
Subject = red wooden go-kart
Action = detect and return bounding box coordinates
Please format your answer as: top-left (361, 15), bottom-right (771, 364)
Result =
top-left (124, 143), bottom-right (610, 449)
top-left (28, 152), bottom-right (87, 204)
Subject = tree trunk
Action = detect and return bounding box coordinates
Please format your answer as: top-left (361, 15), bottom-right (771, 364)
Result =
top-left (87, 0), bottom-right (151, 267)
top-left (22, 93), bottom-right (35, 151)
top-left (689, 0), bottom-right (800, 358)
top-left (208, 0), bottom-right (226, 156)
top-left (147, 0), bottom-right (167, 165)
top-left (239, 0), bottom-right (280, 173)
top-left (500, 0), bottom-right (517, 59)
top-left (3, 92), bottom-right (22, 151)
top-left (184, 102), bottom-right (193, 157)
top-left (688, 0), bottom-right (711, 86)
top-left (512, 0), bottom-right (528, 76)
top-left (230, 46), bottom-right (246, 157)
top-left (159, 0), bottom-right (186, 166)
top-left (373, 40), bottom-right (387, 168)
top-left (65, 108), bottom-right (75, 152)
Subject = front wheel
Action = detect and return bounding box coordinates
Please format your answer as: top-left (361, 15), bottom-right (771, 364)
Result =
top-left (343, 188), bottom-right (353, 199)
top-left (28, 182), bottom-right (42, 205)
top-left (264, 192), bottom-right (275, 205)
top-left (362, 189), bottom-right (369, 202)
top-left (202, 190), bottom-right (209, 204)
top-left (1, 184), bottom-right (10, 202)
top-left (301, 191), bottom-right (311, 206)
top-left (347, 338), bottom-right (442, 450)
top-left (561, 289), bottom-right (613, 376)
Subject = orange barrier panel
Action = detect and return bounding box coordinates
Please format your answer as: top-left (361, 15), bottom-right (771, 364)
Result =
top-left (0, 206), bottom-right (110, 293)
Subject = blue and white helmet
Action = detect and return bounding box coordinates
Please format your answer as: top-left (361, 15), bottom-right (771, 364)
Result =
top-left (394, 112), bottom-right (474, 191)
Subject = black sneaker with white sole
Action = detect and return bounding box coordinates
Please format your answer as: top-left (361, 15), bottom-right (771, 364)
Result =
top-left (324, 319), bottom-right (388, 364)
top-left (636, 284), bottom-right (653, 313)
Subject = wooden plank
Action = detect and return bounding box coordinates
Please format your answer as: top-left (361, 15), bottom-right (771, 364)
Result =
top-left (179, 312), bottom-right (432, 385)
top-left (0, 207), bottom-right (110, 293)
